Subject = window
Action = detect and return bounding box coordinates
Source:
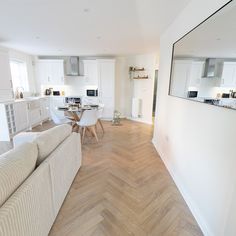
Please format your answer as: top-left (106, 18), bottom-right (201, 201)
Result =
top-left (10, 60), bottom-right (29, 92)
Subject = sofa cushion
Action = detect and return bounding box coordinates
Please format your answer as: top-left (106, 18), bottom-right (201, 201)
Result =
top-left (13, 132), bottom-right (40, 148)
top-left (35, 124), bottom-right (72, 165)
top-left (0, 142), bottom-right (38, 207)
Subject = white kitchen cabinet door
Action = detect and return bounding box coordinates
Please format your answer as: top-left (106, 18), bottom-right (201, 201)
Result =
top-left (28, 100), bottom-right (41, 129)
top-left (50, 97), bottom-right (65, 119)
top-left (188, 61), bottom-right (204, 87)
top-left (14, 102), bottom-right (28, 132)
top-left (51, 60), bottom-right (64, 85)
top-left (40, 97), bottom-right (50, 121)
top-left (97, 59), bottom-right (115, 119)
top-left (0, 50), bottom-right (13, 100)
top-left (221, 62), bottom-right (236, 87)
top-left (0, 50), bottom-right (12, 90)
top-left (36, 61), bottom-right (51, 86)
top-left (36, 60), bottom-right (64, 86)
top-left (83, 60), bottom-right (98, 87)
top-left (171, 60), bottom-right (191, 97)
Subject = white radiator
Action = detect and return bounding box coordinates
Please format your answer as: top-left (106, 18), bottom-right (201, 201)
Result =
top-left (132, 98), bottom-right (142, 118)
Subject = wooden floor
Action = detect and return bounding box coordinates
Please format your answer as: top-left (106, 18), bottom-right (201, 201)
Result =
top-left (48, 119), bottom-right (203, 236)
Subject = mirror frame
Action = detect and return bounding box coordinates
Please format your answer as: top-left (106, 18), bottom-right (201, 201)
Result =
top-left (168, 0), bottom-right (234, 107)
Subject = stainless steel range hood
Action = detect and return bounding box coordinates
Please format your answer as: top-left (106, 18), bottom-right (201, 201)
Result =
top-left (203, 58), bottom-right (223, 78)
top-left (65, 57), bottom-right (79, 76)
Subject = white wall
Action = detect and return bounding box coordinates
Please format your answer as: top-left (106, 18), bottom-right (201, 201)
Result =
top-left (9, 49), bottom-right (37, 96)
top-left (115, 54), bottom-right (157, 124)
top-left (153, 0), bottom-right (236, 236)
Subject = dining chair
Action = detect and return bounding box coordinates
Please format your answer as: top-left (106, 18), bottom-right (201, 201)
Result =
top-left (50, 110), bottom-right (71, 125)
top-left (97, 104), bottom-right (105, 133)
top-left (77, 109), bottom-right (99, 143)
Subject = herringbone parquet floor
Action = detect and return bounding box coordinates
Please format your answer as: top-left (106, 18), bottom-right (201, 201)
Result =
top-left (49, 119), bottom-right (203, 236)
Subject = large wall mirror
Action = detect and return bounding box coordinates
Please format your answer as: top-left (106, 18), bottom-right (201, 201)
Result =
top-left (169, 0), bottom-right (236, 109)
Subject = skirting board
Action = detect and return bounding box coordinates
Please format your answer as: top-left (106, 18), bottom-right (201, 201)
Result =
top-left (127, 117), bottom-right (153, 125)
top-left (152, 138), bottom-right (213, 236)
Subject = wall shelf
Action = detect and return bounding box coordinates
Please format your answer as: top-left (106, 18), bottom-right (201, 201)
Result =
top-left (129, 66), bottom-right (148, 79)
top-left (133, 76), bottom-right (149, 80)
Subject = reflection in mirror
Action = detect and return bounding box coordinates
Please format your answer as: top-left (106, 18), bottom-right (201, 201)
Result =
top-left (169, 0), bottom-right (236, 110)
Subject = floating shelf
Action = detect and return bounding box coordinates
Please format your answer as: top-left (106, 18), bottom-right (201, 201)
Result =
top-left (133, 76), bottom-right (149, 80)
top-left (129, 67), bottom-right (145, 72)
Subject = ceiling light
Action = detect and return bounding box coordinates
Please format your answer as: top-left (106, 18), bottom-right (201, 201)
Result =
top-left (83, 8), bottom-right (90, 13)
top-left (96, 36), bottom-right (101, 40)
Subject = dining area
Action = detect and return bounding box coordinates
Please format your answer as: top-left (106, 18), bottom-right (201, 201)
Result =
top-left (51, 103), bottom-right (105, 144)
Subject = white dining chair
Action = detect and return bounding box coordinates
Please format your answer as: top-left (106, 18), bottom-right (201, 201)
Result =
top-left (77, 109), bottom-right (99, 143)
top-left (97, 104), bottom-right (105, 133)
top-left (50, 110), bottom-right (71, 125)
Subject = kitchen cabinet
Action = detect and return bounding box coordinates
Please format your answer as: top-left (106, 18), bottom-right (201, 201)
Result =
top-left (82, 59), bottom-right (115, 119)
top-left (36, 60), bottom-right (65, 86)
top-left (40, 97), bottom-right (50, 121)
top-left (50, 97), bottom-right (65, 119)
top-left (14, 102), bottom-right (28, 132)
top-left (171, 60), bottom-right (204, 97)
top-left (221, 62), bottom-right (236, 87)
top-left (0, 49), bottom-right (13, 100)
top-left (188, 61), bottom-right (204, 87)
top-left (83, 60), bottom-right (98, 87)
top-left (28, 99), bottom-right (42, 130)
top-left (0, 97), bottom-right (51, 140)
top-left (97, 59), bottom-right (115, 119)
top-left (171, 60), bottom-right (191, 97)
top-left (0, 102), bottom-right (28, 141)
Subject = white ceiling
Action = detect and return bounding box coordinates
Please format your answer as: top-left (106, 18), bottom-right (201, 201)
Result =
top-left (174, 0), bottom-right (236, 58)
top-left (0, 0), bottom-right (190, 56)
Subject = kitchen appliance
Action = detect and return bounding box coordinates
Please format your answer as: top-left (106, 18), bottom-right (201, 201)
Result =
top-left (53, 91), bottom-right (60, 96)
top-left (187, 91), bottom-right (198, 98)
top-left (65, 57), bottom-right (79, 76)
top-left (204, 99), bottom-right (220, 105)
top-left (65, 97), bottom-right (81, 105)
top-left (45, 89), bottom-right (51, 96)
top-left (231, 91), bottom-right (236, 98)
top-left (222, 93), bottom-right (230, 98)
top-left (86, 89), bottom-right (98, 97)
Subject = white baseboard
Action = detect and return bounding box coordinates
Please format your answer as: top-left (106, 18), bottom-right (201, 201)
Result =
top-left (151, 139), bottom-right (213, 236)
top-left (127, 117), bottom-right (153, 125)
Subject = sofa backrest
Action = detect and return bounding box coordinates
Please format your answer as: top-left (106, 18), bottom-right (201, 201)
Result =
top-left (0, 161), bottom-right (55, 236)
top-left (0, 142), bottom-right (38, 207)
top-left (45, 132), bottom-right (81, 215)
top-left (35, 124), bottom-right (72, 165)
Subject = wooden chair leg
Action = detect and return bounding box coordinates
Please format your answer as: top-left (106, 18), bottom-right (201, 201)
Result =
top-left (98, 119), bottom-right (105, 133)
top-left (90, 126), bottom-right (99, 142)
top-left (82, 127), bottom-right (86, 144)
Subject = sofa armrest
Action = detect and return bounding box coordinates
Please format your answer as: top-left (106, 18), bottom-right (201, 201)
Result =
top-left (13, 132), bottom-right (40, 148)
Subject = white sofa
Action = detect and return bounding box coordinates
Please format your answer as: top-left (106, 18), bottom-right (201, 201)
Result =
top-left (0, 124), bottom-right (82, 236)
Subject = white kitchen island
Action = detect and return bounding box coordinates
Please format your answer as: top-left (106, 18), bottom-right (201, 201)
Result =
top-left (0, 97), bottom-right (51, 141)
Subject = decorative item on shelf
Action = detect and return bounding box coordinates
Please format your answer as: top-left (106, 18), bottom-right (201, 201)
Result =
top-left (129, 66), bottom-right (148, 79)
top-left (133, 75), bottom-right (149, 80)
top-left (112, 110), bottom-right (122, 126)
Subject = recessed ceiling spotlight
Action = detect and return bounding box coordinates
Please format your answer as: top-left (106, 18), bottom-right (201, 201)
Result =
top-left (84, 8), bottom-right (90, 13)
top-left (96, 36), bottom-right (101, 40)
